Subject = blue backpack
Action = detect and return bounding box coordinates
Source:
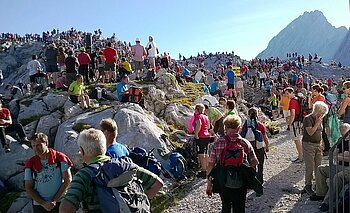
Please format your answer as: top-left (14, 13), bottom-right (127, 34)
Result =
top-left (87, 157), bottom-right (150, 213)
top-left (129, 147), bottom-right (162, 176)
top-left (169, 152), bottom-right (187, 180)
top-left (240, 119), bottom-right (264, 149)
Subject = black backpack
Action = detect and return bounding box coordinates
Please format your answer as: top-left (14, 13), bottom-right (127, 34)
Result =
top-left (87, 157), bottom-right (150, 213)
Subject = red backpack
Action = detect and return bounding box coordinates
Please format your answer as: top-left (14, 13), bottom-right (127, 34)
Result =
top-left (220, 136), bottom-right (245, 168)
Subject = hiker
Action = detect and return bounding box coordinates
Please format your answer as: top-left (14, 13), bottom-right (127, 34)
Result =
top-left (116, 75), bottom-right (130, 102)
top-left (100, 118), bottom-right (164, 199)
top-left (103, 42), bottom-right (118, 83)
top-left (131, 38), bottom-right (147, 80)
top-left (0, 101), bottom-right (30, 152)
top-left (209, 78), bottom-right (222, 97)
top-left (55, 72), bottom-right (68, 91)
top-left (310, 123), bottom-right (350, 212)
top-left (194, 68), bottom-right (206, 83)
top-left (284, 87), bottom-right (303, 163)
top-left (25, 133), bottom-right (73, 213)
top-left (204, 103), bottom-right (224, 136)
top-left (68, 74), bottom-right (90, 109)
top-left (223, 99), bottom-right (238, 117)
top-left (118, 57), bottom-right (132, 78)
top-left (269, 90), bottom-right (279, 120)
top-left (226, 66), bottom-right (235, 97)
top-left (206, 115), bottom-right (258, 213)
top-left (5, 84), bottom-right (23, 100)
top-left (235, 77), bottom-right (244, 100)
top-left (280, 90), bottom-right (290, 130)
top-left (57, 47), bottom-right (67, 72)
top-left (77, 47), bottom-right (91, 84)
top-left (65, 50), bottom-right (79, 85)
top-left (302, 101), bottom-right (329, 196)
top-left (308, 84), bottom-right (325, 110)
top-left (258, 69), bottom-right (266, 89)
top-left (96, 51), bottom-right (105, 83)
top-left (241, 107), bottom-right (269, 186)
top-left (193, 103), bottom-right (211, 177)
top-left (27, 55), bottom-right (46, 91)
top-left (338, 81), bottom-right (350, 124)
top-left (146, 35), bottom-right (158, 70)
top-left (45, 43), bottom-right (59, 84)
top-left (59, 128), bottom-right (148, 212)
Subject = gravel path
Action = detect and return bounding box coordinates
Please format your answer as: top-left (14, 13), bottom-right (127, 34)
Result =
top-left (165, 118), bottom-right (324, 213)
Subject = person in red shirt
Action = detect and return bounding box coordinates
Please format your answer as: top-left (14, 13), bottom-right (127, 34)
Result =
top-left (308, 84), bottom-right (326, 110)
top-left (77, 47), bottom-right (91, 84)
top-left (285, 87), bottom-right (303, 163)
top-left (103, 42), bottom-right (118, 83)
top-left (0, 101), bottom-right (30, 152)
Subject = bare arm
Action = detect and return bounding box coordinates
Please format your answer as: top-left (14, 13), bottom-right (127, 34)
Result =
top-left (194, 119), bottom-right (202, 139)
top-left (52, 169), bottom-right (72, 202)
top-left (25, 180), bottom-right (46, 205)
top-left (338, 97), bottom-right (350, 116)
top-left (287, 109), bottom-right (295, 125)
top-left (59, 199), bottom-right (77, 213)
top-left (305, 117), bottom-right (322, 136)
top-left (263, 134), bottom-right (269, 152)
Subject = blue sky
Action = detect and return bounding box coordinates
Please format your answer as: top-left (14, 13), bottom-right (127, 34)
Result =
top-left (0, 0), bottom-right (349, 60)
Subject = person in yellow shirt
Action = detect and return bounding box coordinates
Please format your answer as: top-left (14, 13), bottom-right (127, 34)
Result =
top-left (118, 57), bottom-right (132, 79)
top-left (68, 74), bottom-right (90, 109)
top-left (280, 90), bottom-right (291, 128)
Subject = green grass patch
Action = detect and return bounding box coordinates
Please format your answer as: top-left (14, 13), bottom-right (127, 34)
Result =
top-left (85, 104), bottom-right (113, 113)
top-left (156, 122), bottom-right (165, 131)
top-left (20, 115), bottom-right (41, 126)
top-left (72, 122), bottom-right (93, 133)
top-left (168, 82), bottom-right (204, 109)
top-left (0, 191), bottom-right (20, 213)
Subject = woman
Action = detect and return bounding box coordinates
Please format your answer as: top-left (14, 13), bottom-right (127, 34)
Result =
top-left (206, 115), bottom-right (258, 213)
top-left (302, 101), bottom-right (329, 196)
top-left (338, 81), bottom-right (350, 124)
top-left (308, 84), bottom-right (325, 110)
top-left (193, 104), bottom-right (211, 177)
top-left (224, 100), bottom-right (238, 117)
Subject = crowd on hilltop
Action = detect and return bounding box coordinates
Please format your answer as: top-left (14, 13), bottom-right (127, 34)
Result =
top-left (1, 28), bottom-right (350, 212)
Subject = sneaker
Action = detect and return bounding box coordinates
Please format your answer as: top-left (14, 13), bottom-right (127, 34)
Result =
top-left (319, 203), bottom-right (329, 212)
top-left (304, 185), bottom-right (315, 196)
top-left (310, 194), bottom-right (325, 201)
top-left (4, 145), bottom-right (10, 153)
top-left (292, 158), bottom-right (303, 163)
top-left (286, 126), bottom-right (290, 131)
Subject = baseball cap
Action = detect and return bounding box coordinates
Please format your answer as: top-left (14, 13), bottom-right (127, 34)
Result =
top-left (135, 38), bottom-right (140, 42)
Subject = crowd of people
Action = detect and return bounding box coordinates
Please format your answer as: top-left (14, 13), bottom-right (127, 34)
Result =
top-left (1, 27), bottom-right (350, 212)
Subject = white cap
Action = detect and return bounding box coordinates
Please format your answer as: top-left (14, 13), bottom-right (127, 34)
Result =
top-left (135, 38), bottom-right (140, 42)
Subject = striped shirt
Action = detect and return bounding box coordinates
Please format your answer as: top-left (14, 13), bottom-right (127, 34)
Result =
top-left (208, 132), bottom-right (259, 167)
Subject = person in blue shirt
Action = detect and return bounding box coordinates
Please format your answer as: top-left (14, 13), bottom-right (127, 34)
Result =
top-left (182, 67), bottom-right (191, 77)
top-left (291, 72), bottom-right (298, 86)
top-left (100, 118), bottom-right (129, 158)
top-left (116, 75), bottom-right (130, 102)
top-left (210, 78), bottom-right (222, 96)
top-left (226, 67), bottom-right (235, 89)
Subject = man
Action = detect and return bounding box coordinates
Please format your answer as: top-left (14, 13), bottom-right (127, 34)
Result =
top-left (65, 50), bottom-right (79, 85)
top-left (194, 69), bottom-right (206, 83)
top-left (131, 38), bottom-right (147, 80)
top-left (103, 42), bottom-right (118, 83)
top-left (59, 128), bottom-right (140, 212)
top-left (0, 101), bottom-right (29, 152)
top-left (68, 74), bottom-right (90, 109)
top-left (77, 47), bottom-right (91, 84)
top-left (226, 66), bottom-right (235, 97)
top-left (27, 55), bottom-right (47, 90)
top-left (116, 75), bottom-right (130, 102)
top-left (45, 43), bottom-right (59, 84)
top-left (209, 78), bottom-right (222, 97)
top-left (100, 118), bottom-right (164, 199)
top-left (284, 87), bottom-right (303, 163)
top-left (25, 133), bottom-right (72, 212)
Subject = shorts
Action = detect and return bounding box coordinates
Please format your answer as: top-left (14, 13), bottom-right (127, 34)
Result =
top-left (227, 83), bottom-right (234, 89)
top-left (29, 73), bottom-right (46, 83)
top-left (196, 137), bottom-right (210, 154)
top-left (133, 61), bottom-right (144, 71)
top-left (98, 66), bottom-right (105, 74)
top-left (271, 105), bottom-right (278, 110)
top-left (105, 62), bottom-right (116, 71)
top-left (289, 121), bottom-right (302, 141)
top-left (46, 64), bottom-right (59, 73)
top-left (283, 110), bottom-right (290, 117)
top-left (69, 95), bottom-right (79, 104)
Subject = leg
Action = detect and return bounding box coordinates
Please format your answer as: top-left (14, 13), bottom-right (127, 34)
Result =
top-left (255, 148), bottom-right (265, 184)
top-left (5, 123), bottom-right (27, 141)
top-left (0, 127), bottom-right (7, 148)
top-left (315, 165), bottom-right (329, 196)
top-left (219, 187), bottom-right (233, 213)
top-left (302, 142), bottom-right (315, 186)
top-left (232, 187), bottom-right (247, 213)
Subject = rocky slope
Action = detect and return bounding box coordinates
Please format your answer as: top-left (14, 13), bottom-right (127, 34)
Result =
top-left (258, 10), bottom-right (348, 63)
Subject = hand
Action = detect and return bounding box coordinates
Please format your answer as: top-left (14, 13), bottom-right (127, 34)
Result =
top-left (265, 146), bottom-right (269, 153)
top-left (42, 201), bottom-right (56, 211)
top-left (0, 119), bottom-right (4, 125)
top-left (206, 183), bottom-right (213, 197)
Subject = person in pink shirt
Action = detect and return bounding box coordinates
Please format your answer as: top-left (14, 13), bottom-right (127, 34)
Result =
top-left (77, 47), bottom-right (91, 84)
top-left (131, 38), bottom-right (147, 80)
top-left (55, 72), bottom-right (68, 91)
top-left (194, 103), bottom-right (211, 177)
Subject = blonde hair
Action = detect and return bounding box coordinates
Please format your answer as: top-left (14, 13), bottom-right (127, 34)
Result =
top-left (223, 115), bottom-right (241, 130)
top-left (195, 103), bottom-right (205, 113)
top-left (340, 123), bottom-right (350, 136)
top-left (312, 101), bottom-right (329, 116)
top-left (78, 128), bottom-right (106, 156)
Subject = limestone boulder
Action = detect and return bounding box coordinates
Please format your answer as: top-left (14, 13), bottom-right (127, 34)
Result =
top-left (63, 100), bottom-right (83, 119)
top-left (17, 100), bottom-right (49, 123)
top-left (36, 111), bottom-right (62, 145)
top-left (24, 120), bottom-right (39, 139)
top-left (164, 103), bottom-right (193, 129)
top-left (42, 93), bottom-right (68, 112)
top-left (7, 192), bottom-right (33, 213)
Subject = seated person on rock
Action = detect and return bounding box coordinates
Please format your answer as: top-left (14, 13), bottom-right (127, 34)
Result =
top-left (55, 72), bottom-right (68, 91)
top-left (116, 75), bottom-right (130, 102)
top-left (0, 100), bottom-right (30, 153)
top-left (118, 57), bottom-right (132, 78)
top-left (5, 84), bottom-right (23, 100)
top-left (100, 118), bottom-right (164, 199)
top-left (310, 123), bottom-right (350, 212)
top-left (68, 74), bottom-right (90, 109)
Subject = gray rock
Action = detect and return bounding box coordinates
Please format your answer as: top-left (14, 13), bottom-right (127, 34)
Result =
top-left (7, 192), bottom-right (33, 213)
top-left (18, 100), bottom-right (49, 123)
top-left (36, 111), bottom-right (62, 144)
top-left (42, 93), bottom-right (68, 112)
top-left (164, 103), bottom-right (193, 129)
top-left (24, 120), bottom-right (39, 139)
top-left (63, 100), bottom-right (83, 119)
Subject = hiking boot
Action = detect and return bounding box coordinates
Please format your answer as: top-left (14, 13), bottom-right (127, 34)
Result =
top-left (196, 171), bottom-right (207, 179)
top-left (310, 194), bottom-right (325, 201)
top-left (319, 203), bottom-right (329, 212)
top-left (286, 126), bottom-right (290, 131)
top-left (304, 185), bottom-right (315, 196)
top-left (4, 145), bottom-right (10, 153)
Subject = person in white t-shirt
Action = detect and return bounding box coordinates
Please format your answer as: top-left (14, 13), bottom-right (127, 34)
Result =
top-left (194, 69), bottom-right (206, 83)
top-left (27, 55), bottom-right (47, 89)
top-left (235, 77), bottom-right (244, 100)
top-left (146, 35), bottom-right (158, 70)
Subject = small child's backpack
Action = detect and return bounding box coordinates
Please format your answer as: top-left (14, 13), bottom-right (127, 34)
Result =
top-left (128, 87), bottom-right (143, 103)
top-left (169, 152), bottom-right (187, 180)
top-left (129, 147), bottom-right (162, 176)
top-left (87, 157), bottom-right (150, 213)
top-left (241, 119), bottom-right (264, 150)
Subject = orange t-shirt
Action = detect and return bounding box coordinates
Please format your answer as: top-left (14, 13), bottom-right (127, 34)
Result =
top-left (311, 95), bottom-right (326, 104)
top-left (280, 96), bottom-right (290, 111)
